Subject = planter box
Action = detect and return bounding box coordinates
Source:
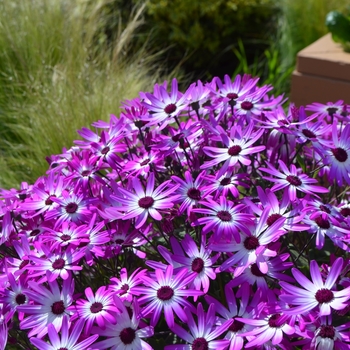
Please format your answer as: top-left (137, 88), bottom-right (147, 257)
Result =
top-left (290, 33), bottom-right (350, 107)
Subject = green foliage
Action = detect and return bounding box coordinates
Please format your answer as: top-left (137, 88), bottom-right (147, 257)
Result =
top-left (145, 0), bottom-right (278, 77)
top-left (326, 10), bottom-right (350, 51)
top-left (0, 0), bottom-right (173, 189)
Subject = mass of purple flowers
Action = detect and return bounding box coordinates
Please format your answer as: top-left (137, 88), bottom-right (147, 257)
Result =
top-left (1, 74), bottom-right (350, 349)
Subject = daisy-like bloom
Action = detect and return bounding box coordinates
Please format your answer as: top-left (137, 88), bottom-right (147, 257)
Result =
top-left (171, 170), bottom-right (207, 215)
top-left (211, 206), bottom-right (285, 275)
top-left (73, 286), bottom-right (119, 334)
top-left (92, 296), bottom-right (154, 350)
top-left (205, 283), bottom-right (255, 350)
top-left (132, 265), bottom-right (203, 328)
top-left (30, 315), bottom-right (99, 350)
top-left (201, 122), bottom-right (265, 175)
top-left (17, 275), bottom-right (74, 338)
top-left (280, 257), bottom-right (350, 316)
top-left (238, 311), bottom-right (295, 348)
top-left (259, 160), bottom-right (329, 202)
top-left (45, 190), bottom-right (95, 228)
top-left (323, 122), bottom-right (350, 186)
top-left (170, 234), bottom-right (219, 296)
top-left (19, 172), bottom-right (67, 218)
top-left (103, 173), bottom-right (180, 229)
top-left (191, 196), bottom-right (254, 243)
top-left (26, 243), bottom-right (84, 283)
top-left (164, 303), bottom-right (232, 350)
top-left (305, 100), bottom-right (344, 121)
top-left (202, 169), bottom-right (249, 199)
top-left (110, 267), bottom-right (147, 302)
top-left (141, 78), bottom-right (192, 130)
top-left (0, 273), bottom-right (28, 320)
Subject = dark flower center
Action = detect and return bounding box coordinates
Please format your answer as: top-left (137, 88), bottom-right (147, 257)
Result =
top-left (217, 210), bottom-right (232, 222)
top-left (101, 146), bottom-right (110, 155)
top-left (220, 177), bottom-right (231, 186)
top-left (138, 196), bottom-right (154, 209)
top-left (315, 215), bottom-right (330, 229)
top-left (241, 101), bottom-right (254, 110)
top-left (30, 229), bottom-right (40, 236)
top-left (157, 286), bottom-right (174, 301)
top-left (192, 257), bottom-right (204, 273)
top-left (327, 107), bottom-right (338, 117)
top-left (268, 314), bottom-right (284, 328)
top-left (81, 170), bottom-right (91, 177)
top-left (51, 300), bottom-right (65, 315)
top-left (164, 103), bottom-right (177, 114)
top-left (341, 207), bottom-right (350, 217)
top-left (15, 293), bottom-right (26, 305)
top-left (192, 337), bottom-right (208, 350)
top-left (140, 158), bottom-right (150, 166)
top-left (60, 234), bottom-right (71, 242)
top-left (229, 319), bottom-right (245, 333)
top-left (266, 213), bottom-right (282, 226)
top-left (187, 188), bottom-right (201, 200)
top-left (52, 258), bottom-right (65, 270)
top-left (120, 284), bottom-right (129, 295)
top-left (65, 202), bottom-right (78, 214)
top-left (226, 92), bottom-right (238, 100)
top-left (320, 205), bottom-right (331, 213)
top-left (319, 325), bottom-right (335, 339)
top-left (250, 263), bottom-right (266, 277)
top-left (302, 129), bottom-right (316, 139)
top-left (315, 288), bottom-right (334, 303)
top-left (332, 147), bottom-right (348, 162)
top-left (120, 327), bottom-right (136, 344)
top-left (58, 348), bottom-right (68, 350)
top-left (286, 175), bottom-right (302, 186)
top-left (115, 239), bottom-right (124, 245)
top-left (244, 236), bottom-right (260, 250)
top-left (90, 302), bottom-right (103, 313)
top-left (45, 195), bottom-right (56, 206)
top-left (172, 133), bottom-right (184, 142)
top-left (228, 145), bottom-right (242, 156)
top-left (19, 260), bottom-right (29, 270)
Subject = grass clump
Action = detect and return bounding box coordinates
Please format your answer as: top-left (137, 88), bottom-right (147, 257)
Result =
top-left (0, 0), bottom-right (167, 189)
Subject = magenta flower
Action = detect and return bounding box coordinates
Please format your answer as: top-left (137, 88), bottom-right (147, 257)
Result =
top-left (141, 78), bottom-right (192, 130)
top-left (164, 303), bottom-right (232, 350)
top-left (260, 160), bottom-right (329, 202)
top-left (201, 122), bottom-right (265, 174)
top-left (171, 170), bottom-right (207, 215)
top-left (280, 257), bottom-right (350, 316)
top-left (30, 315), bottom-right (98, 350)
top-left (324, 122), bottom-right (350, 186)
top-left (73, 286), bottom-right (119, 334)
top-left (92, 296), bottom-right (154, 350)
top-left (133, 265), bottom-right (203, 328)
top-left (103, 173), bottom-right (180, 229)
top-left (170, 234), bottom-right (219, 296)
top-left (17, 275), bottom-right (74, 338)
top-left (192, 196), bottom-right (254, 243)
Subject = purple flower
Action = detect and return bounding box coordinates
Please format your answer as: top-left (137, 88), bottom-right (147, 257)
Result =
top-left (133, 265), bottom-right (203, 328)
top-left (192, 196), bottom-right (254, 243)
top-left (30, 315), bottom-right (98, 350)
top-left (323, 122), bottom-right (350, 186)
top-left (17, 275), bottom-right (74, 338)
top-left (280, 257), bottom-right (350, 316)
top-left (92, 296), bottom-right (154, 350)
top-left (164, 303), bottom-right (232, 350)
top-left (73, 286), bottom-right (119, 334)
top-left (103, 173), bottom-right (180, 229)
top-left (201, 122), bottom-right (265, 174)
top-left (260, 160), bottom-right (329, 202)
